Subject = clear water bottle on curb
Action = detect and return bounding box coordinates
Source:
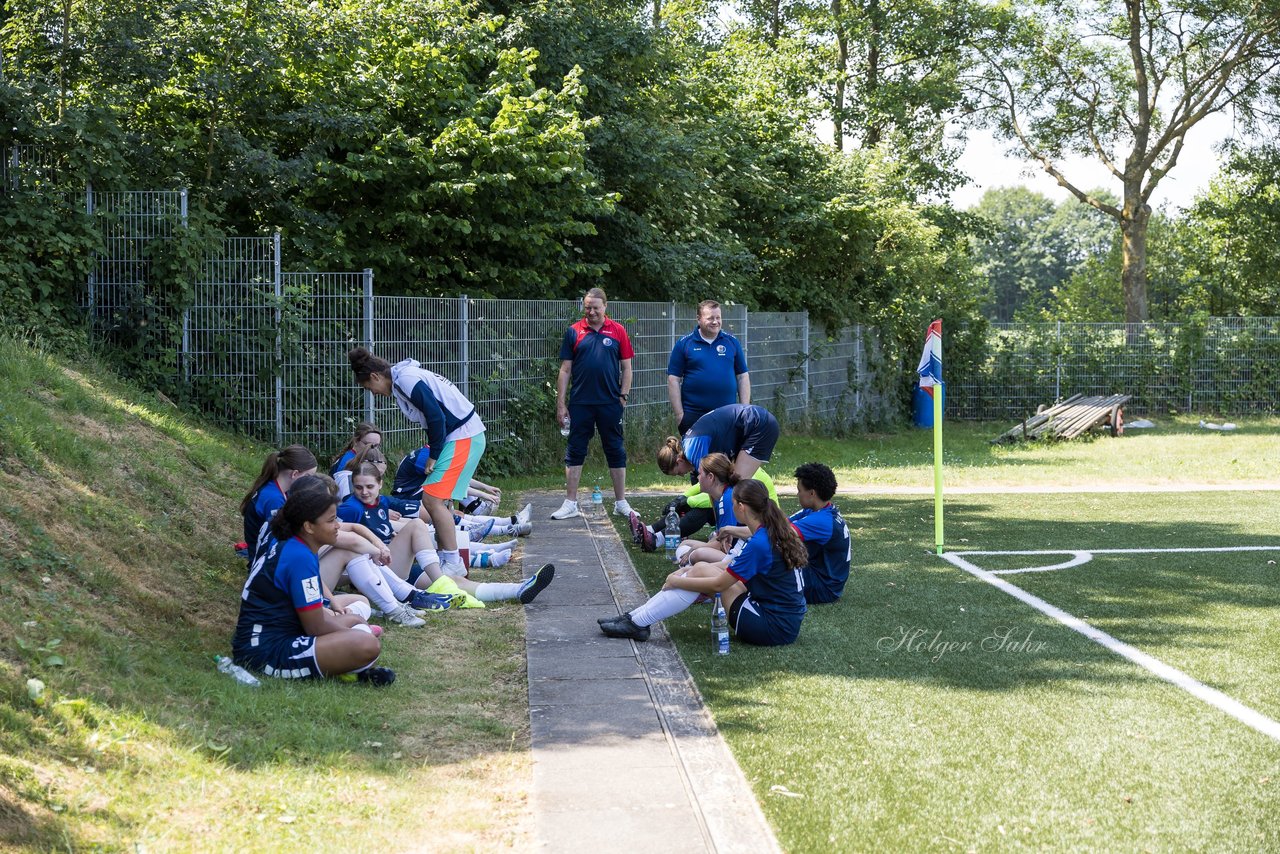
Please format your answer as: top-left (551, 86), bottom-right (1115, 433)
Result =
top-left (711, 594), bottom-right (730, 656)
top-left (560, 415), bottom-right (571, 437)
top-left (664, 507), bottom-right (681, 562)
top-left (591, 481), bottom-right (604, 517)
top-left (215, 655), bottom-right (261, 687)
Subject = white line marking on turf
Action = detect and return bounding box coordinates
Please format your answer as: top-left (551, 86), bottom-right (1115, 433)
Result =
top-left (953, 545), bottom-right (1280, 576)
top-left (941, 550), bottom-right (1280, 743)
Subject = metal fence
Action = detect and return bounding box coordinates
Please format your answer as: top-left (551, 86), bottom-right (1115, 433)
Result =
top-left (947, 320), bottom-right (1280, 419)
top-left (65, 189), bottom-right (1278, 450)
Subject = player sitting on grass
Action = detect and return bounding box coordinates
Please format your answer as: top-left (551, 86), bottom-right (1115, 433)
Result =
top-left (665, 453), bottom-right (746, 566)
top-left (232, 475), bottom-right (395, 685)
top-left (630, 461), bottom-right (778, 552)
top-left (337, 443), bottom-right (388, 501)
top-left (240, 445), bottom-right (318, 559)
top-left (600, 479), bottom-right (807, 646)
top-left (329, 422), bottom-right (382, 499)
top-left (790, 463), bottom-right (852, 604)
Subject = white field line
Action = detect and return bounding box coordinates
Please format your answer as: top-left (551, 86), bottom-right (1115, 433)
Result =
top-left (940, 549), bottom-right (1280, 742)
top-left (955, 545), bottom-right (1280, 576)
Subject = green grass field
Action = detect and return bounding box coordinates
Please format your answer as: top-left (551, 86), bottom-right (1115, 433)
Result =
top-left (4, 330), bottom-right (1279, 851)
top-left (614, 488), bottom-right (1280, 851)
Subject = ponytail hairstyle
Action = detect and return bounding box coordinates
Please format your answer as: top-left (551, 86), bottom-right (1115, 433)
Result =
top-left (351, 460), bottom-right (385, 484)
top-left (348, 347), bottom-right (392, 384)
top-left (733, 479), bottom-right (808, 570)
top-left (269, 474), bottom-right (338, 541)
top-left (346, 443), bottom-right (386, 476)
top-left (656, 436), bottom-right (685, 475)
top-left (240, 445), bottom-right (319, 515)
top-left (330, 422), bottom-right (382, 470)
top-left (698, 452), bottom-right (739, 490)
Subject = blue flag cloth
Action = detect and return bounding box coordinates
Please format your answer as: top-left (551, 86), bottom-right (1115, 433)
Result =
top-left (917, 319), bottom-right (942, 394)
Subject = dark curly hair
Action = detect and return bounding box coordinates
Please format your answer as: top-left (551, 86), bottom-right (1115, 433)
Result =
top-left (794, 462), bottom-right (837, 501)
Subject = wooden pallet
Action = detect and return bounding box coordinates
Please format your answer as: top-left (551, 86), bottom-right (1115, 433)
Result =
top-left (992, 393), bottom-right (1131, 444)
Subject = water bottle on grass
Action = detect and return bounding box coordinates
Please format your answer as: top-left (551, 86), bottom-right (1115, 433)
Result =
top-left (711, 594), bottom-right (730, 656)
top-left (664, 508), bottom-right (680, 561)
top-left (215, 655), bottom-right (261, 687)
top-left (591, 481), bottom-right (604, 517)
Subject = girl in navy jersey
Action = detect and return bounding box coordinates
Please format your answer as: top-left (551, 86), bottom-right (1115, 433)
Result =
top-left (340, 462), bottom-right (555, 608)
top-left (671, 453), bottom-right (742, 566)
top-left (337, 444), bottom-right (388, 501)
top-left (655, 403), bottom-right (779, 481)
top-left (599, 479), bottom-right (807, 646)
top-left (240, 446), bottom-right (319, 554)
top-left (232, 475), bottom-right (394, 684)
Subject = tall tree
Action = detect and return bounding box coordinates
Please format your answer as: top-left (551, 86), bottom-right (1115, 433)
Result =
top-left (970, 0), bottom-right (1280, 322)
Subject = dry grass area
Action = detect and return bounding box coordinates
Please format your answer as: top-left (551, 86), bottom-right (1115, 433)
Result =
top-left (0, 342), bottom-right (534, 851)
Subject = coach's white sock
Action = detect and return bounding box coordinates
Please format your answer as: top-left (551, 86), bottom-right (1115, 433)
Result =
top-left (377, 565), bottom-right (416, 601)
top-left (345, 555), bottom-right (401, 614)
top-left (473, 582), bottom-right (521, 602)
top-left (630, 588), bottom-right (700, 627)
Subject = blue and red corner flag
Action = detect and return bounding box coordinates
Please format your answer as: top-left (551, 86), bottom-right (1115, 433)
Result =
top-left (917, 318), bottom-right (942, 393)
top-left (918, 319), bottom-right (944, 554)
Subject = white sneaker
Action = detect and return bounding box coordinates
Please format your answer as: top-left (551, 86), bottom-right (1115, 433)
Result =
top-left (383, 603), bottom-right (426, 628)
top-left (613, 499), bottom-right (634, 517)
top-left (516, 503), bottom-right (533, 525)
top-left (440, 558), bottom-right (468, 578)
top-left (550, 499), bottom-right (579, 520)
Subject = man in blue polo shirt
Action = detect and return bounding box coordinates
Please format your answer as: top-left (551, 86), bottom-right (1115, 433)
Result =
top-left (552, 287), bottom-right (635, 520)
top-left (667, 300), bottom-right (750, 434)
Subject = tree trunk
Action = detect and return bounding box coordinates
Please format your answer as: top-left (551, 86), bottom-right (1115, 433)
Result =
top-left (831, 0), bottom-right (847, 151)
top-left (865, 0), bottom-right (881, 146)
top-left (770, 0), bottom-right (780, 45)
top-left (1119, 191), bottom-right (1151, 323)
top-left (653, 0), bottom-right (661, 29)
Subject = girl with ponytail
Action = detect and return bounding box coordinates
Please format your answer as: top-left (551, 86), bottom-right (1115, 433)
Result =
top-left (599, 478), bottom-right (808, 647)
top-left (240, 445), bottom-right (318, 555)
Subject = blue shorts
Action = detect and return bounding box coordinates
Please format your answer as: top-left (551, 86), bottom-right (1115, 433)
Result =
top-left (564, 401), bottom-right (626, 468)
top-left (233, 630), bottom-right (324, 680)
top-left (739, 409), bottom-right (779, 463)
top-left (728, 593), bottom-right (801, 646)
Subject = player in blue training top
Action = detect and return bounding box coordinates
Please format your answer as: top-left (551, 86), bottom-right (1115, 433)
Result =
top-left (240, 445), bottom-right (319, 559)
top-left (231, 475), bottom-right (394, 685)
top-left (329, 422), bottom-right (382, 499)
top-left (349, 347), bottom-right (485, 579)
top-left (789, 462), bottom-right (852, 604)
top-left (656, 403), bottom-right (780, 483)
top-left (667, 300), bottom-right (751, 434)
top-left (599, 479), bottom-right (808, 646)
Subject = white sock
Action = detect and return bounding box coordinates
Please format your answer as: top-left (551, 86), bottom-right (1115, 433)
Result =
top-left (350, 623), bottom-right (373, 636)
top-left (415, 548), bottom-right (439, 571)
top-left (473, 582), bottom-right (521, 602)
top-left (378, 566), bottom-right (416, 601)
top-left (346, 600), bottom-right (372, 621)
top-left (470, 550), bottom-right (511, 568)
top-left (476, 538), bottom-right (517, 553)
top-left (345, 555), bottom-right (401, 614)
top-left (440, 549), bottom-right (460, 565)
top-left (630, 588), bottom-right (700, 627)
top-left (675, 544), bottom-right (692, 562)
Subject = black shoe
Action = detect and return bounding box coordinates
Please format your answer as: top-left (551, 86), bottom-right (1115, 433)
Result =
top-left (518, 563), bottom-right (555, 604)
top-left (597, 611), bottom-right (624, 625)
top-left (357, 666), bottom-right (396, 687)
top-left (600, 613), bottom-right (650, 642)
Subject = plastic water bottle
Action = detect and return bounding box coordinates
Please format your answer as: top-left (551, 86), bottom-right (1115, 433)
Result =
top-left (664, 508), bottom-right (680, 561)
top-left (712, 594), bottom-right (730, 656)
top-left (560, 415), bottom-right (571, 437)
top-left (215, 655), bottom-right (261, 687)
top-left (591, 482), bottom-right (604, 517)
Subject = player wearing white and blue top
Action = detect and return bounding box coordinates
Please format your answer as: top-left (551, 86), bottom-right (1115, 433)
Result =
top-left (350, 348), bottom-right (485, 578)
top-left (667, 300), bottom-right (751, 434)
top-left (600, 479), bottom-right (808, 646)
top-left (231, 475), bottom-right (392, 684)
top-left (790, 462), bottom-right (852, 604)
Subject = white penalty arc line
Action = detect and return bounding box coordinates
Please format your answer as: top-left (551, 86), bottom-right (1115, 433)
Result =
top-left (941, 551), bottom-right (1280, 743)
top-left (959, 545), bottom-right (1280, 576)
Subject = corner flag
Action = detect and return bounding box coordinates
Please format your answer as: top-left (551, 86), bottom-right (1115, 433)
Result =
top-left (917, 319), bottom-right (943, 554)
